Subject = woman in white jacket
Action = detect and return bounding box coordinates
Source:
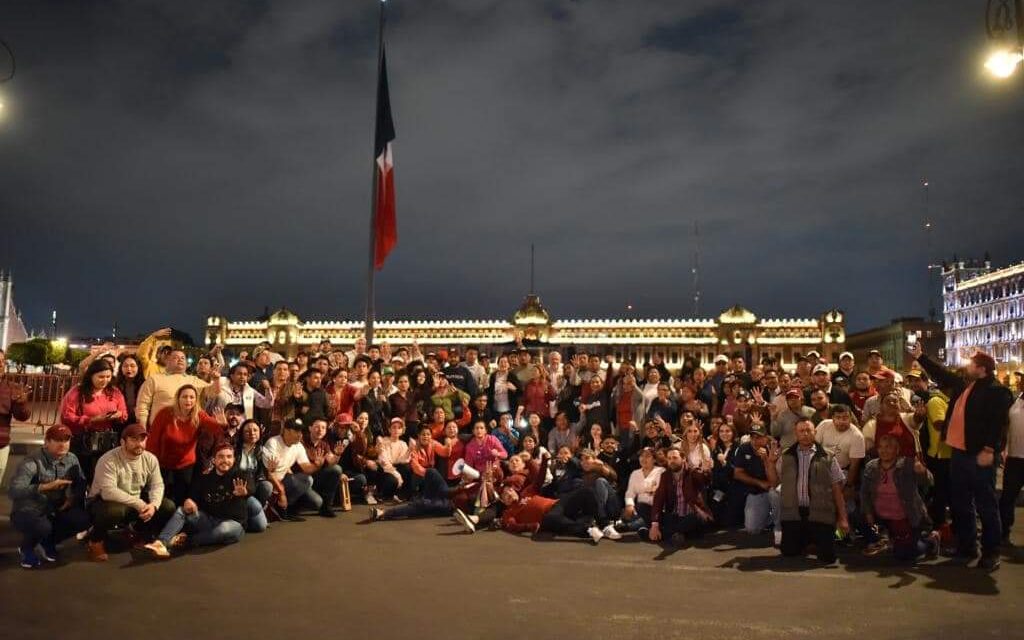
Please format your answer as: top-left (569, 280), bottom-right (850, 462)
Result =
top-left (619, 447), bottom-right (665, 538)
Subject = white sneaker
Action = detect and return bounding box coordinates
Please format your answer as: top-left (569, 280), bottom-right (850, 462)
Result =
top-left (365, 493), bottom-right (378, 506)
top-left (602, 524), bottom-right (622, 541)
top-left (587, 526), bottom-right (604, 544)
top-left (774, 530), bottom-right (783, 547)
top-left (453, 509), bottom-right (476, 534)
top-left (144, 540), bottom-right (170, 559)
top-left (369, 507), bottom-right (385, 522)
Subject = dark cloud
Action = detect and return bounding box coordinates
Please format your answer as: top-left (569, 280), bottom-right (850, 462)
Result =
top-left (0, 0), bottom-right (1021, 340)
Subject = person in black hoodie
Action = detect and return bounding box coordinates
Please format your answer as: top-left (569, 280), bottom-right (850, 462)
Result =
top-left (145, 441), bottom-right (267, 558)
top-left (912, 343), bottom-right (1013, 570)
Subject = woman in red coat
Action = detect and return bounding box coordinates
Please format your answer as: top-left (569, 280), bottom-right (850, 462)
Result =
top-left (146, 385), bottom-right (226, 506)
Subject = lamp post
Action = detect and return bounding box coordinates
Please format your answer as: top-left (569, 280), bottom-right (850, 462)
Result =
top-left (985, 0), bottom-right (1024, 78)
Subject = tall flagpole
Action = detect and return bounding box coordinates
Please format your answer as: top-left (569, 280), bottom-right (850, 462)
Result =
top-left (365, 0), bottom-right (387, 346)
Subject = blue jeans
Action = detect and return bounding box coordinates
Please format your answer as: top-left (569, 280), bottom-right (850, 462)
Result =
top-left (950, 448), bottom-right (1001, 554)
top-left (11, 507), bottom-right (90, 550)
top-left (591, 477), bottom-right (619, 527)
top-left (381, 469), bottom-right (451, 519)
top-left (157, 497), bottom-right (265, 545)
top-left (743, 489), bottom-right (781, 534)
top-left (283, 473), bottom-right (316, 509)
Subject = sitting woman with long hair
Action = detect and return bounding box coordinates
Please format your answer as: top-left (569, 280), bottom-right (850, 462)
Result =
top-left (60, 359), bottom-right (128, 480)
top-left (147, 385), bottom-right (227, 506)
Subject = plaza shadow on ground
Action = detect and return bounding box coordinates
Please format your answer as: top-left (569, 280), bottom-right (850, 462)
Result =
top-left (1, 475), bottom-right (1022, 639)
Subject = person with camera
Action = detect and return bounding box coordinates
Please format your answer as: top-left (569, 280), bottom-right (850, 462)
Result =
top-left (911, 342), bottom-right (1013, 571)
top-left (60, 359), bottom-right (128, 482)
top-left (86, 423), bottom-right (176, 561)
top-left (8, 425), bottom-right (90, 568)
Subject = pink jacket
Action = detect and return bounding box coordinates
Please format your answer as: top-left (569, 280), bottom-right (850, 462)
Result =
top-left (60, 386), bottom-right (127, 435)
top-left (463, 434), bottom-right (508, 473)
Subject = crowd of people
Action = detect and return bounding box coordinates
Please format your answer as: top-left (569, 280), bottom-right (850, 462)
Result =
top-left (3, 331), bottom-right (1022, 572)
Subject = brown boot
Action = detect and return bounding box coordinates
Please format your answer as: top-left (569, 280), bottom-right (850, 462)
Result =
top-left (88, 541), bottom-right (109, 562)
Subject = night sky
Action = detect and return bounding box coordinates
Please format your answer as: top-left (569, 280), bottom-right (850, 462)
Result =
top-left (1, 1), bottom-right (1022, 342)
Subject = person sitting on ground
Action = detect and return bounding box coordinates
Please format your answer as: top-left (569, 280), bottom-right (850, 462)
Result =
top-left (620, 447), bottom-right (665, 538)
top-left (860, 433), bottom-right (940, 562)
top-left (678, 417), bottom-right (712, 481)
top-left (335, 412), bottom-right (376, 504)
top-left (463, 419), bottom-right (509, 475)
top-left (408, 425), bottom-right (452, 495)
top-left (648, 447), bottom-right (714, 548)
top-left (376, 417), bottom-right (412, 500)
top-left (766, 419), bottom-right (849, 564)
top-left (86, 423), bottom-right (176, 561)
top-left (436, 421), bottom-right (465, 485)
top-left (146, 385), bottom-right (227, 507)
top-left (8, 425), bottom-right (90, 568)
top-left (262, 418), bottom-right (332, 521)
top-left (301, 418), bottom-right (344, 518)
top-left (145, 440), bottom-right (267, 558)
top-left (234, 419), bottom-right (272, 507)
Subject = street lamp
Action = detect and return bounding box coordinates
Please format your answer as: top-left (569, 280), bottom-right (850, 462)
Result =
top-left (985, 0), bottom-right (1024, 78)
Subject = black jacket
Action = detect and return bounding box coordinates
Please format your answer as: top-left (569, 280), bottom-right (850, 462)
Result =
top-left (917, 354), bottom-right (1013, 454)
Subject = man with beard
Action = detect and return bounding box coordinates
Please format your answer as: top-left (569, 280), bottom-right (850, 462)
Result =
top-left (648, 447), bottom-right (714, 548)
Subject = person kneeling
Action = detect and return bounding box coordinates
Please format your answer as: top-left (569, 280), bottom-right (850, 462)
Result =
top-left (860, 433), bottom-right (940, 562)
top-left (648, 447), bottom-right (713, 548)
top-left (145, 441), bottom-right (266, 558)
top-left (767, 419), bottom-right (849, 564)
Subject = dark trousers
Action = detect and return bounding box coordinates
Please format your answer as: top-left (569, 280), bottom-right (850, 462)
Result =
top-left (366, 467), bottom-right (399, 499)
top-left (381, 469), bottom-right (451, 519)
top-left (88, 498), bottom-right (176, 543)
top-left (1000, 455), bottom-right (1024, 539)
top-left (925, 456), bottom-right (952, 528)
top-left (540, 486), bottom-right (598, 538)
top-left (312, 464), bottom-right (344, 509)
top-left (950, 448), bottom-right (1001, 554)
top-left (11, 507), bottom-right (91, 550)
top-left (160, 466), bottom-right (195, 507)
top-left (658, 512), bottom-right (703, 539)
top-left (781, 507), bottom-right (836, 563)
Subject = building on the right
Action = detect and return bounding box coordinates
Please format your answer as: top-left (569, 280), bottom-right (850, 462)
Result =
top-left (942, 256), bottom-right (1024, 375)
top-left (845, 317), bottom-right (945, 373)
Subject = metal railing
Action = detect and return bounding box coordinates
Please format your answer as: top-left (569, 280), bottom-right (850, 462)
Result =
top-left (4, 372), bottom-right (79, 432)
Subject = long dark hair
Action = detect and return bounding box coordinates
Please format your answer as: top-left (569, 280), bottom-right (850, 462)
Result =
top-left (115, 354), bottom-right (145, 391)
top-left (78, 359), bottom-right (116, 411)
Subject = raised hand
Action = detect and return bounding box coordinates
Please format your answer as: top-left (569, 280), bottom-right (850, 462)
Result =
top-left (232, 478), bottom-right (248, 497)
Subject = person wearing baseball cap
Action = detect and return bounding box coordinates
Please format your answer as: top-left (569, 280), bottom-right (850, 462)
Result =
top-left (806, 363), bottom-right (852, 409)
top-left (833, 352), bottom-right (856, 384)
top-left (774, 388), bottom-right (815, 450)
top-left (866, 349), bottom-right (885, 376)
top-left (85, 423), bottom-right (175, 561)
top-left (911, 342), bottom-right (1014, 571)
top-left (732, 418), bottom-right (783, 545)
top-left (9, 424), bottom-right (90, 568)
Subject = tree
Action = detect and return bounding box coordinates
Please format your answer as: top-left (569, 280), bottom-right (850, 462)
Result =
top-left (5, 338), bottom-right (68, 369)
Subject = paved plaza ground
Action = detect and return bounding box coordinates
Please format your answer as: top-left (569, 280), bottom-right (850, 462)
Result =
top-left (1, 449), bottom-right (1023, 640)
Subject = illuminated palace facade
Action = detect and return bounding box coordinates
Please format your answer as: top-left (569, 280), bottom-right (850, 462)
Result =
top-left (943, 258), bottom-right (1024, 372)
top-left (205, 296), bottom-right (846, 370)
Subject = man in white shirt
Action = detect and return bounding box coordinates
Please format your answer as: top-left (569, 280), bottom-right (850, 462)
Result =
top-left (262, 419), bottom-right (329, 521)
top-left (210, 362), bottom-right (275, 419)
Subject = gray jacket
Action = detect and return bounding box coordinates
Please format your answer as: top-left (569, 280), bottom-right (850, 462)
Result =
top-left (860, 457), bottom-right (932, 529)
top-left (8, 448), bottom-right (87, 516)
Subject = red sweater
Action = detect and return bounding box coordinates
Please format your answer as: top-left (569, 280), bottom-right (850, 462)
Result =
top-left (147, 407), bottom-right (223, 470)
top-left (501, 496), bottom-right (557, 533)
